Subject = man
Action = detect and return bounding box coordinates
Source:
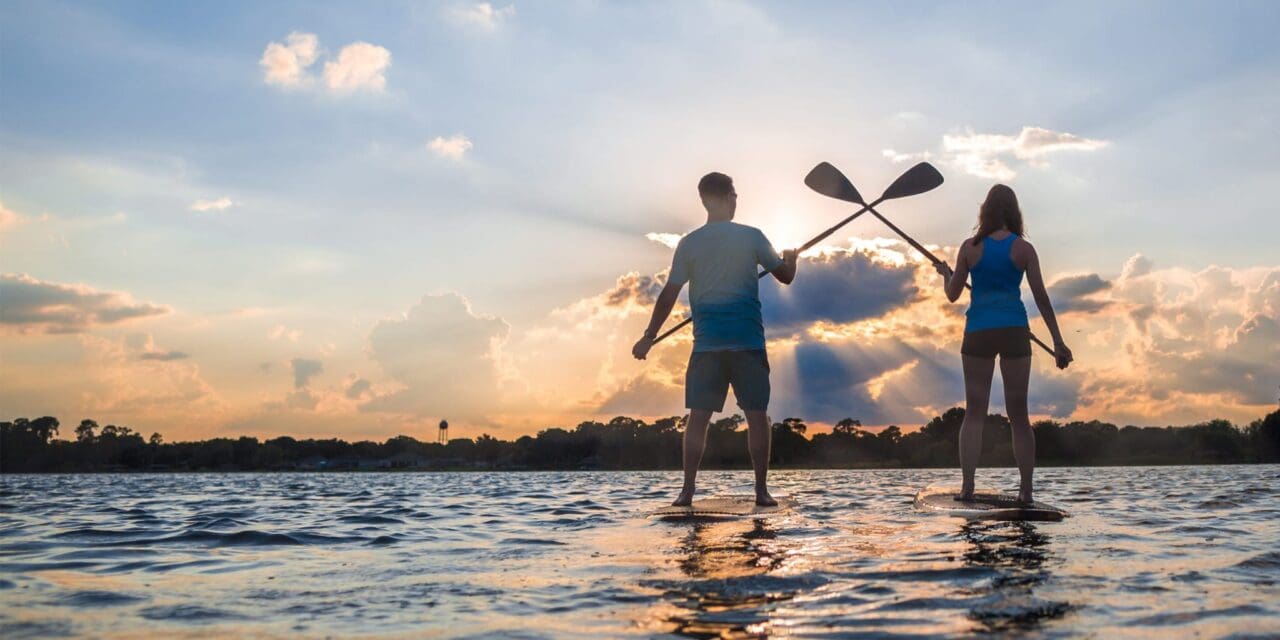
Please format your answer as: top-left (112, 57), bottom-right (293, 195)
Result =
top-left (632, 172), bottom-right (798, 506)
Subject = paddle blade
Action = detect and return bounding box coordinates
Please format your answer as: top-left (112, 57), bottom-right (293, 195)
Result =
top-left (880, 162), bottom-right (944, 200)
top-left (804, 162), bottom-right (865, 205)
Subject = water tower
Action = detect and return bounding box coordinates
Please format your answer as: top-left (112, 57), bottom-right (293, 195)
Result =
top-left (437, 419), bottom-right (449, 444)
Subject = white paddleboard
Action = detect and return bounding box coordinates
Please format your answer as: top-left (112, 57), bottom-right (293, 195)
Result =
top-left (914, 485), bottom-right (1068, 522)
top-left (651, 495), bottom-right (795, 520)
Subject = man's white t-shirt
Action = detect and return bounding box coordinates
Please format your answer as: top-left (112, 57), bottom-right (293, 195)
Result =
top-left (668, 221), bottom-right (784, 353)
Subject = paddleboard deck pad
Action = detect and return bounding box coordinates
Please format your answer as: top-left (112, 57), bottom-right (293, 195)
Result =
top-left (651, 495), bottom-right (795, 520)
top-left (914, 485), bottom-right (1068, 522)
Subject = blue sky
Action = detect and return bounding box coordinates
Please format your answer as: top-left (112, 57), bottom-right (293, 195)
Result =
top-left (3, 1), bottom-right (1278, 439)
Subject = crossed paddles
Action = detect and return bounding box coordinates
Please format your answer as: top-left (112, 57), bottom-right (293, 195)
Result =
top-left (653, 161), bottom-right (1055, 358)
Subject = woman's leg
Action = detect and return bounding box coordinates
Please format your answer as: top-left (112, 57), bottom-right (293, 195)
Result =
top-left (960, 354), bottom-right (996, 499)
top-left (1000, 355), bottom-right (1035, 503)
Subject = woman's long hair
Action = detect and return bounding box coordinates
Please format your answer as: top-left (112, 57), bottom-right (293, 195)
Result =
top-left (971, 184), bottom-right (1025, 246)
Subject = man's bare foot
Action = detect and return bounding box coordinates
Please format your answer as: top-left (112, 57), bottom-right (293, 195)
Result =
top-left (755, 490), bottom-right (777, 507)
top-left (672, 489), bottom-right (694, 507)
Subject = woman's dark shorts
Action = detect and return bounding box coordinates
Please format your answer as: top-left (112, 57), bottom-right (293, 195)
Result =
top-left (686, 349), bottom-right (770, 412)
top-left (961, 327), bottom-right (1032, 359)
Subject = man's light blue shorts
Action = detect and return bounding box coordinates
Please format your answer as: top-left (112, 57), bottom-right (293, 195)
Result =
top-left (685, 349), bottom-right (770, 412)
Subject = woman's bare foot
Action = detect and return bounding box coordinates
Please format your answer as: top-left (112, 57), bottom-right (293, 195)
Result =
top-left (956, 480), bottom-right (976, 502)
top-left (755, 489), bottom-right (777, 507)
top-left (1018, 487), bottom-right (1034, 505)
top-left (672, 488), bottom-right (694, 507)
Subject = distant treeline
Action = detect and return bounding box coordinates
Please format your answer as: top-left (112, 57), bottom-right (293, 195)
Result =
top-left (3, 408), bottom-right (1279, 473)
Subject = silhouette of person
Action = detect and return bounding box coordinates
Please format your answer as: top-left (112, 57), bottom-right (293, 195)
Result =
top-left (632, 172), bottom-right (798, 506)
top-left (934, 184), bottom-right (1072, 504)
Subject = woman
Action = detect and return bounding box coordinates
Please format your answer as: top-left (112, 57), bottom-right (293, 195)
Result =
top-left (935, 184), bottom-right (1072, 504)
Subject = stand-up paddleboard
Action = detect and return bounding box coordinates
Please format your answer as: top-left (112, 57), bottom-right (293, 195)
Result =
top-left (914, 485), bottom-right (1068, 522)
top-left (651, 495), bottom-right (795, 521)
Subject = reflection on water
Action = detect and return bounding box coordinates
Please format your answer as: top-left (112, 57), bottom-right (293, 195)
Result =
top-left (660, 519), bottom-right (794, 638)
top-left (961, 521), bottom-right (1072, 634)
top-left (1, 467), bottom-right (1278, 638)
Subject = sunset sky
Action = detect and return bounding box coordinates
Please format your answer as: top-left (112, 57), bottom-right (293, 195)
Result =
top-left (2, 1), bottom-right (1278, 442)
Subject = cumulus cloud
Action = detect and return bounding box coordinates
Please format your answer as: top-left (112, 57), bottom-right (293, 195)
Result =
top-left (0, 201), bottom-right (24, 231)
top-left (598, 372), bottom-right (683, 416)
top-left (362, 293), bottom-right (509, 420)
top-left (1045, 273), bottom-right (1112, 314)
top-left (260, 33), bottom-right (390, 93)
top-left (602, 271), bottom-right (666, 308)
top-left (124, 333), bottom-right (188, 361)
top-left (324, 42), bottom-right (392, 92)
top-left (761, 248), bottom-right (920, 333)
top-left (0, 273), bottom-right (169, 334)
top-left (75, 334), bottom-right (222, 424)
top-left (942, 126), bottom-right (1109, 180)
top-left (291, 358), bottom-right (324, 389)
top-left (260, 32), bottom-right (320, 87)
top-left (268, 324), bottom-right (301, 342)
top-left (428, 134), bottom-right (474, 159)
top-left (645, 232), bottom-right (683, 249)
top-left (882, 149), bottom-right (934, 164)
top-left (450, 2), bottom-right (516, 31)
top-left (190, 197), bottom-right (234, 212)
top-left (345, 378), bottom-right (372, 400)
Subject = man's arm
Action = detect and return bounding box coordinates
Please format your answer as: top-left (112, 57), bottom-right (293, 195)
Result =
top-left (770, 250), bottom-right (799, 285)
top-left (632, 281), bottom-right (683, 360)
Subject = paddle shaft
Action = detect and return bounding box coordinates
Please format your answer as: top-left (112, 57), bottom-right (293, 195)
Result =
top-left (862, 207), bottom-right (1057, 357)
top-left (651, 196), bottom-right (888, 344)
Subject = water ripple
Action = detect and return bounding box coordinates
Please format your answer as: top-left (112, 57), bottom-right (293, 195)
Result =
top-left (0, 466), bottom-right (1277, 637)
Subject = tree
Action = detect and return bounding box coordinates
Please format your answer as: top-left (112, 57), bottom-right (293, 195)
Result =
top-left (834, 418), bottom-right (862, 435)
top-left (76, 419), bottom-right (98, 443)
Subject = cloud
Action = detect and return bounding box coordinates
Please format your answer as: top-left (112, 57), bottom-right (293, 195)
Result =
top-left (291, 358), bottom-right (323, 389)
top-left (74, 334), bottom-right (222, 426)
top-left (345, 378), bottom-right (372, 400)
top-left (0, 201), bottom-right (25, 231)
top-left (941, 126), bottom-right (1110, 180)
top-left (260, 32), bottom-right (319, 87)
top-left (602, 271), bottom-right (666, 308)
top-left (428, 134), bottom-right (474, 159)
top-left (268, 324), bottom-right (301, 342)
top-left (362, 293), bottom-right (509, 420)
top-left (882, 148), bottom-right (933, 164)
top-left (324, 42), bottom-right (391, 92)
top-left (450, 2), bottom-right (516, 31)
top-left (0, 273), bottom-right (169, 334)
top-left (645, 232), bottom-right (683, 249)
top-left (1046, 273), bottom-right (1112, 314)
top-left (260, 33), bottom-right (390, 93)
top-left (760, 247), bottom-right (919, 333)
top-left (190, 197), bottom-right (234, 212)
top-left (124, 333), bottom-right (189, 361)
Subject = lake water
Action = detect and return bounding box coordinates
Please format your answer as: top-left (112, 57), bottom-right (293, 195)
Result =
top-left (1, 467), bottom-right (1277, 638)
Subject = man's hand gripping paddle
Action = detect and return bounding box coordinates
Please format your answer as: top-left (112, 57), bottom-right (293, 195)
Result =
top-left (648, 162), bottom-right (945, 345)
top-left (807, 162), bottom-right (1063, 364)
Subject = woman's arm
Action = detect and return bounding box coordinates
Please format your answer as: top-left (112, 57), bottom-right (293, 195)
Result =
top-left (941, 243), bottom-right (970, 302)
top-left (1022, 242), bottom-right (1073, 369)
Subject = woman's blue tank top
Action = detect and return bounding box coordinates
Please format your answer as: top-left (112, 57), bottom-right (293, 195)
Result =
top-left (965, 234), bottom-right (1029, 333)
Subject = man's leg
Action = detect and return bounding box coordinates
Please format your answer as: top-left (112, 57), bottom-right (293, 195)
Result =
top-left (674, 410), bottom-right (713, 506)
top-left (743, 410), bottom-right (775, 506)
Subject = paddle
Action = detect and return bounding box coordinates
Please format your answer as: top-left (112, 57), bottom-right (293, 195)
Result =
top-left (651, 162), bottom-right (944, 345)
top-left (807, 163), bottom-right (1058, 359)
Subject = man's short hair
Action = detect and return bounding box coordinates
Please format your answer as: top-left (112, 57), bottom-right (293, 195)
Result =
top-left (698, 172), bottom-right (734, 199)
